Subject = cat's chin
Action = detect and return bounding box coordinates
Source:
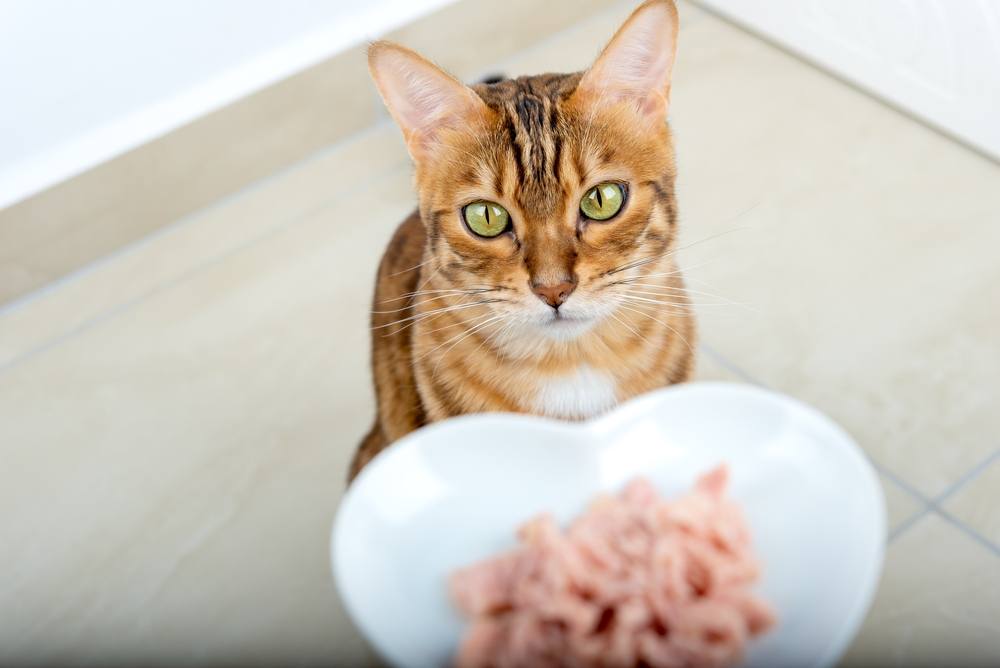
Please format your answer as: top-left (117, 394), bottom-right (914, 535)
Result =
top-left (535, 313), bottom-right (598, 341)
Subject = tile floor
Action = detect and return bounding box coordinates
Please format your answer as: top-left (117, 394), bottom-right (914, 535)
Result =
top-left (2, 1), bottom-right (999, 665)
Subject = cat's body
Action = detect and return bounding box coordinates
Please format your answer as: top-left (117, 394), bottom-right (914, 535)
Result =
top-left (351, 1), bottom-right (694, 479)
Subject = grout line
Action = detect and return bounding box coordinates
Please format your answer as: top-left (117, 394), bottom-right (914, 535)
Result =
top-left (885, 505), bottom-right (1000, 562)
top-left (936, 508), bottom-right (1000, 559)
top-left (887, 507), bottom-right (930, 543)
top-left (867, 458), bottom-right (935, 545)
top-left (859, 457), bottom-right (1000, 557)
top-left (697, 342), bottom-right (759, 385)
top-left (869, 460), bottom-right (929, 506)
top-left (930, 449), bottom-right (1000, 506)
top-left (877, 450), bottom-right (1000, 556)
top-left (0, 161), bottom-right (412, 377)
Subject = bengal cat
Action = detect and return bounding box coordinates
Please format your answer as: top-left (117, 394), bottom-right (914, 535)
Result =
top-left (350, 0), bottom-right (694, 479)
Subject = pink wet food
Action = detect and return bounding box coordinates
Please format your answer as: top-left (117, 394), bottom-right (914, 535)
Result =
top-left (449, 466), bottom-right (775, 668)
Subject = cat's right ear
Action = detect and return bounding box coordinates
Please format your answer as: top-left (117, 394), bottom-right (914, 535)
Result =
top-left (368, 41), bottom-right (488, 161)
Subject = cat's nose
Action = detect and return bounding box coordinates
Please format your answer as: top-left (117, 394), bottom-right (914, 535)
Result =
top-left (531, 279), bottom-right (577, 309)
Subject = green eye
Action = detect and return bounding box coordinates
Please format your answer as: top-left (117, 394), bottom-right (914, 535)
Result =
top-left (463, 201), bottom-right (510, 238)
top-left (580, 182), bottom-right (625, 221)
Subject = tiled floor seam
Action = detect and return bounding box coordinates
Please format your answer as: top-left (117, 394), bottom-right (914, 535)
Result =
top-left (936, 508), bottom-right (1000, 558)
top-left (883, 449), bottom-right (1000, 554)
top-left (930, 449), bottom-right (1000, 506)
top-left (918, 449), bottom-right (1000, 556)
top-left (848, 449), bottom-right (1000, 554)
top-left (0, 162), bottom-right (412, 377)
top-left (698, 343), bottom-right (758, 384)
top-left (887, 508), bottom-right (929, 542)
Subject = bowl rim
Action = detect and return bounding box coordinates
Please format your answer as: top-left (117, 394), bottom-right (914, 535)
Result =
top-left (331, 381), bottom-right (886, 668)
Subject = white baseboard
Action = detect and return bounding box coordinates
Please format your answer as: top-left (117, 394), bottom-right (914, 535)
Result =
top-left (697, 0), bottom-right (1000, 162)
top-left (0, 0), bottom-right (458, 210)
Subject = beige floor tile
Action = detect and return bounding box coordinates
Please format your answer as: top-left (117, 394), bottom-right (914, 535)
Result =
top-left (666, 15), bottom-right (1000, 497)
top-left (0, 126), bottom-right (408, 370)
top-left (880, 473), bottom-right (924, 535)
top-left (693, 348), bottom-right (747, 383)
top-left (943, 454), bottom-right (1000, 546)
top-left (0, 167), bottom-right (416, 664)
top-left (0, 263), bottom-right (49, 311)
top-left (841, 514), bottom-right (1000, 666)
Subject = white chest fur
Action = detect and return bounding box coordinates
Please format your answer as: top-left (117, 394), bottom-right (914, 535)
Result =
top-left (532, 365), bottom-right (618, 419)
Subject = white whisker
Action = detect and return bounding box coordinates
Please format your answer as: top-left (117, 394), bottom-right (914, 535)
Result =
top-left (608, 310), bottom-right (652, 347)
top-left (617, 302), bottom-right (697, 356)
top-left (374, 299), bottom-right (503, 331)
top-left (380, 287), bottom-right (497, 304)
top-left (387, 257), bottom-right (434, 277)
top-left (620, 285), bottom-right (750, 308)
top-left (668, 226), bottom-right (750, 259)
top-left (426, 314), bottom-right (507, 374)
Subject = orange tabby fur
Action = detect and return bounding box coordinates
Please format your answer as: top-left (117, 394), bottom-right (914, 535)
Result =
top-left (350, 0), bottom-right (695, 479)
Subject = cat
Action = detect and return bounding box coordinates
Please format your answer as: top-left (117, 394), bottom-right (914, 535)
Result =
top-left (350, 0), bottom-right (695, 479)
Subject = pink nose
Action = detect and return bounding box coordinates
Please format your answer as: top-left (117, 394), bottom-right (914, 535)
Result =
top-left (531, 280), bottom-right (577, 309)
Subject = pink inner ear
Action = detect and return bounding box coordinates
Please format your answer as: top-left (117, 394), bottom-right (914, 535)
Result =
top-left (399, 71), bottom-right (454, 130)
top-left (380, 60), bottom-right (452, 136)
top-left (370, 45), bottom-right (488, 157)
top-left (637, 92), bottom-right (666, 118)
top-left (577, 2), bottom-right (678, 111)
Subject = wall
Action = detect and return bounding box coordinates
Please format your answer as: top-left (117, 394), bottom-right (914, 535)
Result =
top-left (697, 0), bottom-right (1000, 162)
top-left (0, 0), bottom-right (457, 209)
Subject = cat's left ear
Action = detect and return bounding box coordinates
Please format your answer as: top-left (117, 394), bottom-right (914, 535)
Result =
top-left (368, 41), bottom-right (489, 161)
top-left (573, 0), bottom-right (679, 122)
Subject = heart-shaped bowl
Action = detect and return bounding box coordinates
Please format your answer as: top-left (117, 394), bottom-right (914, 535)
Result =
top-left (332, 382), bottom-right (885, 668)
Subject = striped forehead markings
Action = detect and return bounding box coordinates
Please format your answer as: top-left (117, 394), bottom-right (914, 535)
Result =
top-left (501, 81), bottom-right (565, 210)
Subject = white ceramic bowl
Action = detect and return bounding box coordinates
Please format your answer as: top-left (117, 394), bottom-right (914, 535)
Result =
top-left (332, 382), bottom-right (885, 667)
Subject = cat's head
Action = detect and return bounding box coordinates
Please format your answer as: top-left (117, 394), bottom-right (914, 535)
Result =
top-left (370, 0), bottom-right (680, 343)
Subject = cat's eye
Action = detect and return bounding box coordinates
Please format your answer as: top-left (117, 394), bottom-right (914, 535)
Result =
top-left (463, 201), bottom-right (510, 238)
top-left (580, 182), bottom-right (625, 221)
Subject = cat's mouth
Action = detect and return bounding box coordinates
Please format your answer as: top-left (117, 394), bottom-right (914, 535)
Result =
top-left (536, 310), bottom-right (597, 340)
top-left (550, 311), bottom-right (587, 323)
